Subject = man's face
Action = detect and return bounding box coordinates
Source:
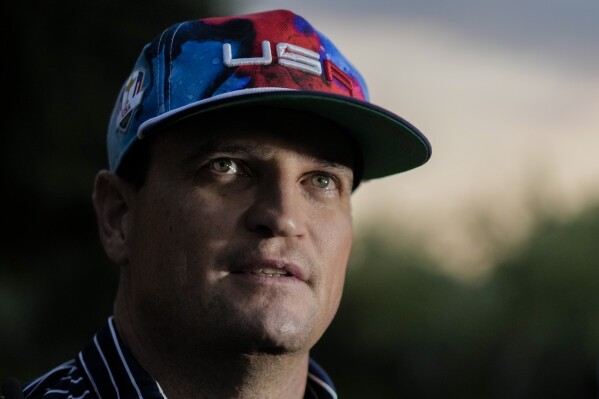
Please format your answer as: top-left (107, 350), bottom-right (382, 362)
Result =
top-left (121, 108), bottom-right (355, 356)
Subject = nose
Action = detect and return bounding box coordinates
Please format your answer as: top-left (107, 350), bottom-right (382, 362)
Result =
top-left (244, 177), bottom-right (306, 238)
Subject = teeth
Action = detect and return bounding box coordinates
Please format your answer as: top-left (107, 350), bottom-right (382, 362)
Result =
top-left (250, 267), bottom-right (289, 276)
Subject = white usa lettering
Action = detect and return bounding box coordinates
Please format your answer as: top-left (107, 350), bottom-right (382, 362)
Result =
top-left (222, 40), bottom-right (322, 76)
top-left (276, 43), bottom-right (322, 75)
top-left (222, 41), bottom-right (272, 66)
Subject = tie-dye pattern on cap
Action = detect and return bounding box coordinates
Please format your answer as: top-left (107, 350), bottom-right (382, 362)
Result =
top-left (106, 9), bottom-right (431, 181)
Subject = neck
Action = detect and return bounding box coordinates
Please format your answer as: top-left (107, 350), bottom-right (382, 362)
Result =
top-left (155, 351), bottom-right (310, 399)
top-left (113, 299), bottom-right (310, 399)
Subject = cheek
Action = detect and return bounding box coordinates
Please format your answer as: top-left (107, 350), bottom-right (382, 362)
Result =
top-left (318, 214), bottom-right (353, 312)
top-left (129, 190), bottom-right (248, 306)
top-left (181, 190), bottom-right (248, 251)
top-left (162, 188), bottom-right (245, 238)
top-left (321, 212), bottom-right (353, 262)
top-left (133, 184), bottom-right (250, 269)
top-left (149, 190), bottom-right (251, 291)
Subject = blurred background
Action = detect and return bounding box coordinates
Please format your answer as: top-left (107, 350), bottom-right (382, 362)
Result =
top-left (2, 0), bottom-right (598, 397)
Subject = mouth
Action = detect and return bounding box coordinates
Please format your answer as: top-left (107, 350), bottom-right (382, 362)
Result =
top-left (245, 267), bottom-right (292, 277)
top-left (230, 259), bottom-right (307, 282)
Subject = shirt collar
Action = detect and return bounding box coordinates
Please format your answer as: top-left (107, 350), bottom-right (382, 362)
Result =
top-left (77, 316), bottom-right (166, 399)
top-left (306, 358), bottom-right (338, 399)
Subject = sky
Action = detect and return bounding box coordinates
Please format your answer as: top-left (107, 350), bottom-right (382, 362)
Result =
top-left (226, 0), bottom-right (599, 278)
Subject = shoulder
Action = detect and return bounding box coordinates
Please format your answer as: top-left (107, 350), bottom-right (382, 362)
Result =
top-left (21, 359), bottom-right (92, 399)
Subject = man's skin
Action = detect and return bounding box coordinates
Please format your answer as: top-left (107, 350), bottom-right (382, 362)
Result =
top-left (92, 107), bottom-right (356, 399)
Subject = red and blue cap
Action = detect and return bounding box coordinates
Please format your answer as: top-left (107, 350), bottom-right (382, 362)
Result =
top-left (108, 9), bottom-right (431, 180)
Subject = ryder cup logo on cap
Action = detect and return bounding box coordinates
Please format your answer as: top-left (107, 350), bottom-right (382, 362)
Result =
top-left (116, 70), bottom-right (145, 131)
top-left (107, 9), bottom-right (431, 181)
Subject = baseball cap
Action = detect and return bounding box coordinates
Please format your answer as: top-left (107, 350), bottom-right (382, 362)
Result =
top-left (107, 9), bottom-right (431, 181)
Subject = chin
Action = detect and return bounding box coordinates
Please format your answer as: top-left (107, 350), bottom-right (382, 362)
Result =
top-left (227, 318), bottom-right (319, 356)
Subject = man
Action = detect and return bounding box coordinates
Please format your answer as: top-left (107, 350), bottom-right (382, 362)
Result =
top-left (5, 9), bottom-right (431, 399)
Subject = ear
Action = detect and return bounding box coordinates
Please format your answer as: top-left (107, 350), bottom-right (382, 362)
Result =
top-left (92, 170), bottom-right (135, 265)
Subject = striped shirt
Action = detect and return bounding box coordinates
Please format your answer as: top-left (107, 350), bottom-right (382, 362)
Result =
top-left (18, 316), bottom-right (338, 399)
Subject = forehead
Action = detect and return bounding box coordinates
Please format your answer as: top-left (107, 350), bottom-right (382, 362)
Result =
top-left (150, 106), bottom-right (359, 169)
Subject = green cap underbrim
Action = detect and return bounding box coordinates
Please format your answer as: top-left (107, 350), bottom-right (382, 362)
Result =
top-left (138, 90), bottom-right (432, 181)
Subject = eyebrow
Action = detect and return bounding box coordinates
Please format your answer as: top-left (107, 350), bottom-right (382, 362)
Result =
top-left (183, 141), bottom-right (256, 163)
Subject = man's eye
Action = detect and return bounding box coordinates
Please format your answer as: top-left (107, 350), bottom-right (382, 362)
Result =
top-left (311, 174), bottom-right (335, 189)
top-left (210, 158), bottom-right (239, 174)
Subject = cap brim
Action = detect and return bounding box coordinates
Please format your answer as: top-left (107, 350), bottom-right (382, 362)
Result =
top-left (138, 90), bottom-right (431, 180)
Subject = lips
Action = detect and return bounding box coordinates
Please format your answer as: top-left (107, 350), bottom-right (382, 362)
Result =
top-left (249, 267), bottom-right (291, 277)
top-left (230, 259), bottom-right (308, 282)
